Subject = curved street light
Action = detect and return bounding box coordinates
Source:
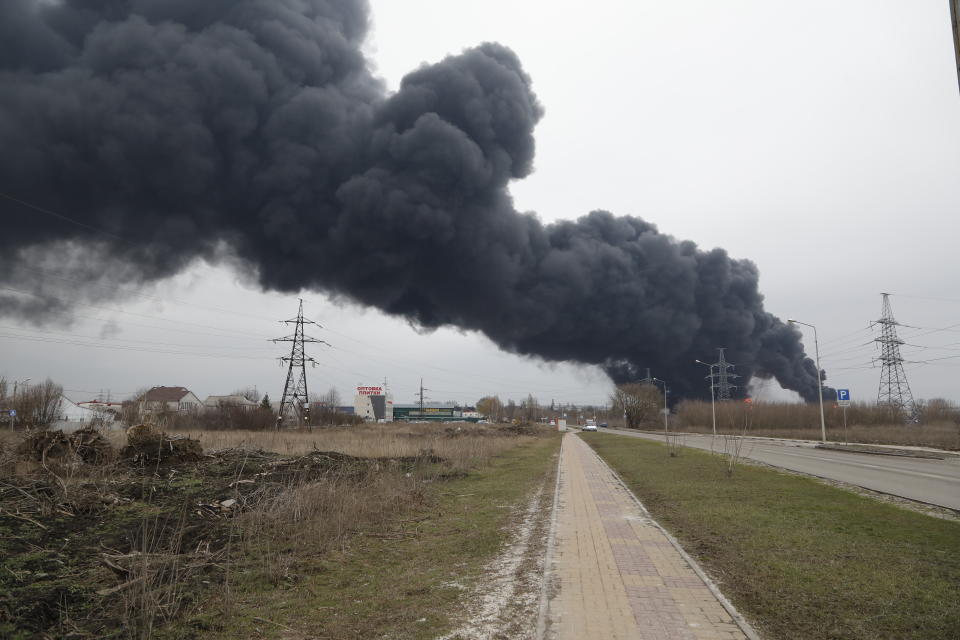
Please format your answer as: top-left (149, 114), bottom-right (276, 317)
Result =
top-left (788, 319), bottom-right (827, 443)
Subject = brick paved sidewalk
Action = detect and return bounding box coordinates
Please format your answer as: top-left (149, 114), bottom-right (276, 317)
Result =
top-left (543, 433), bottom-right (750, 640)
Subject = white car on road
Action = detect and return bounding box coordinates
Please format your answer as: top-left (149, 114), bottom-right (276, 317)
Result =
top-left (582, 419), bottom-right (598, 432)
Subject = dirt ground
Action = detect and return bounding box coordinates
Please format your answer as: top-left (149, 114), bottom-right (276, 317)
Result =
top-left (0, 424), bottom-right (516, 639)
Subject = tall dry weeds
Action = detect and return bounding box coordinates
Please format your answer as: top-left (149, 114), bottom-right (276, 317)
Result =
top-left (1, 422), bottom-right (548, 638)
top-left (676, 400), bottom-right (960, 450)
top-left (167, 423), bottom-right (531, 470)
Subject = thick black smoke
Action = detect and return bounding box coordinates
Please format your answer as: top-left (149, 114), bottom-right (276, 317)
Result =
top-left (0, 0), bottom-right (827, 401)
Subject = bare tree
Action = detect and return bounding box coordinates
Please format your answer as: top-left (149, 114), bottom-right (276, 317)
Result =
top-left (504, 399), bottom-right (518, 422)
top-left (120, 388), bottom-right (150, 426)
top-left (14, 378), bottom-right (63, 429)
top-left (231, 387), bottom-right (261, 403)
top-left (476, 395), bottom-right (504, 422)
top-left (610, 383), bottom-right (662, 429)
top-left (307, 387), bottom-right (347, 426)
top-left (522, 394), bottom-right (540, 423)
top-left (321, 386), bottom-right (341, 408)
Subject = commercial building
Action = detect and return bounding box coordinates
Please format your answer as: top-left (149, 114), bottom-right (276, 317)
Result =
top-left (392, 404), bottom-right (480, 422)
top-left (353, 385), bottom-right (393, 421)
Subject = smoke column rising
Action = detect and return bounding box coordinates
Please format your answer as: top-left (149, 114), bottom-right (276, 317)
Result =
top-left (0, 0), bottom-right (827, 401)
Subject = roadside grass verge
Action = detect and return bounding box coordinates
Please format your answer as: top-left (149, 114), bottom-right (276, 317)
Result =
top-left (581, 432), bottom-right (960, 640)
top-left (200, 433), bottom-right (561, 639)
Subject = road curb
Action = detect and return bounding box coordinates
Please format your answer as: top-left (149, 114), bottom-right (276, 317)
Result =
top-left (814, 443), bottom-right (951, 460)
top-left (577, 434), bottom-right (764, 640)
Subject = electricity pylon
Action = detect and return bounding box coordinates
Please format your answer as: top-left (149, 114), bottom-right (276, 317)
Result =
top-left (712, 348), bottom-right (739, 400)
top-left (417, 378), bottom-right (429, 418)
top-left (875, 293), bottom-right (918, 422)
top-left (273, 299), bottom-right (327, 430)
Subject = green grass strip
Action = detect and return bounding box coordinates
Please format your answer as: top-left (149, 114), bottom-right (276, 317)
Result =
top-left (581, 432), bottom-right (960, 640)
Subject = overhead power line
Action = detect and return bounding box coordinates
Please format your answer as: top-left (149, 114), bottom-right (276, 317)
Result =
top-left (0, 190), bottom-right (127, 242)
top-left (0, 284), bottom-right (268, 340)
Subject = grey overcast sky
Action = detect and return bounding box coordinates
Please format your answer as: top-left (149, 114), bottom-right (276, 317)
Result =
top-left (2, 0), bottom-right (959, 407)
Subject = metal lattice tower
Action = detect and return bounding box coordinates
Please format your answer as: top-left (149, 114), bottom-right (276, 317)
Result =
top-left (417, 378), bottom-right (430, 418)
top-left (273, 300), bottom-right (328, 430)
top-left (875, 293), bottom-right (918, 421)
top-left (712, 348), bottom-right (739, 401)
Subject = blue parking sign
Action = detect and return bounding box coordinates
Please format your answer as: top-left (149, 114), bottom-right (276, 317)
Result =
top-left (837, 389), bottom-right (850, 401)
top-left (8, 410), bottom-right (15, 417)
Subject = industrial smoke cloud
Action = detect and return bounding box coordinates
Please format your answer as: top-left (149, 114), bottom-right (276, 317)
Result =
top-left (0, 0), bottom-right (827, 401)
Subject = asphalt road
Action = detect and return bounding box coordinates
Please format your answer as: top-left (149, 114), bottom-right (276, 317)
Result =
top-left (599, 428), bottom-right (960, 510)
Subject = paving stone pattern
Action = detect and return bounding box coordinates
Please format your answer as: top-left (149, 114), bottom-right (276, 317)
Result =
top-left (546, 434), bottom-right (747, 640)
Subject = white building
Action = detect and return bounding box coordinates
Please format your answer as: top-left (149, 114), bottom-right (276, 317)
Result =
top-left (353, 385), bottom-right (393, 422)
top-left (77, 400), bottom-right (123, 416)
top-left (140, 386), bottom-right (203, 416)
top-left (203, 395), bottom-right (257, 410)
top-left (54, 397), bottom-right (118, 432)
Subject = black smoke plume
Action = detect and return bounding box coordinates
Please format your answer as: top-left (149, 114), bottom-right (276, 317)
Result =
top-left (0, 0), bottom-right (827, 401)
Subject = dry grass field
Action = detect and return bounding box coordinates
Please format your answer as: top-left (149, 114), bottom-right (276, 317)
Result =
top-left (0, 421), bottom-right (558, 639)
top-left (674, 400), bottom-right (960, 450)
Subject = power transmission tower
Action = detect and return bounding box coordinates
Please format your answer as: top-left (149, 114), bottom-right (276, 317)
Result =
top-left (272, 299), bottom-right (328, 430)
top-left (874, 293), bottom-right (918, 421)
top-left (417, 378), bottom-right (429, 418)
top-left (712, 348), bottom-right (739, 400)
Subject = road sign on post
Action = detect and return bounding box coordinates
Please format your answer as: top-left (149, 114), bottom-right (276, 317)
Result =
top-left (837, 389), bottom-right (851, 407)
top-left (836, 390), bottom-right (851, 444)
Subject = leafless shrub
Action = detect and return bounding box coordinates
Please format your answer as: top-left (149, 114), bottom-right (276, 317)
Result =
top-left (666, 431), bottom-right (685, 457)
top-left (720, 403), bottom-right (755, 477)
top-left (6, 378), bottom-right (63, 429)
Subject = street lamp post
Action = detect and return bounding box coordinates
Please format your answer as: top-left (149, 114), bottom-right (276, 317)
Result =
top-left (788, 319), bottom-right (826, 443)
top-left (694, 360), bottom-right (717, 436)
top-left (651, 378), bottom-right (669, 442)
